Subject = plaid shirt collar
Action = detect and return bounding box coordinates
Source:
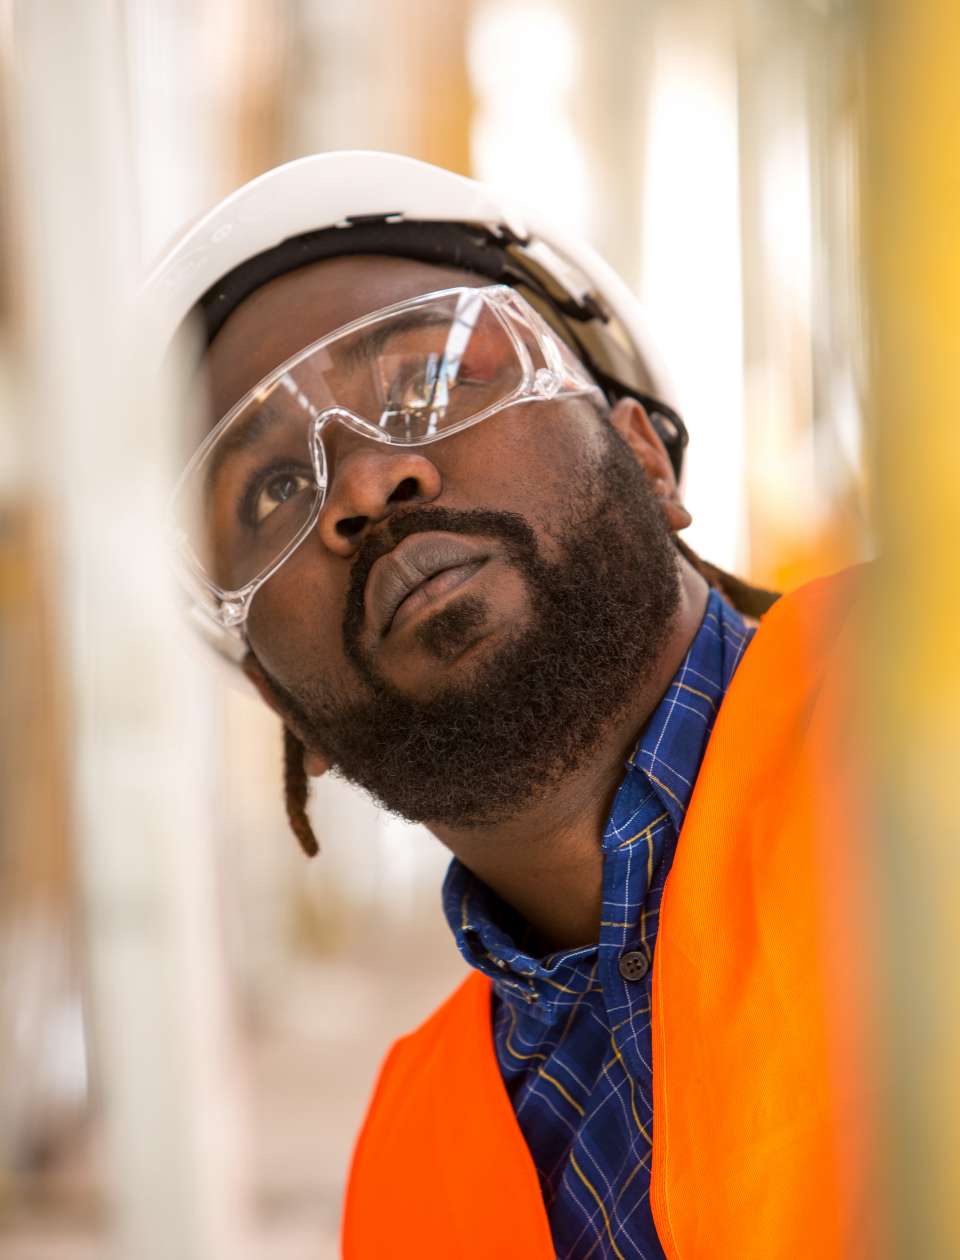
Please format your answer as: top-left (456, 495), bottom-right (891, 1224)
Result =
top-left (443, 589), bottom-right (753, 1015)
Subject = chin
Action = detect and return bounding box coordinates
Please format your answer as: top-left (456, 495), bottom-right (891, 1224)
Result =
top-left (370, 591), bottom-right (518, 686)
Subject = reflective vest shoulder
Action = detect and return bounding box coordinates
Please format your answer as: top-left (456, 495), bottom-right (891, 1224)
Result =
top-left (342, 571), bottom-right (874, 1260)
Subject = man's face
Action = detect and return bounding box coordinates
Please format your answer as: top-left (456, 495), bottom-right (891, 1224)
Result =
top-left (204, 254), bottom-right (682, 827)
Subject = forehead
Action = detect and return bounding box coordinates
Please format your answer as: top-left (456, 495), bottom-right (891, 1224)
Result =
top-left (203, 254), bottom-right (489, 419)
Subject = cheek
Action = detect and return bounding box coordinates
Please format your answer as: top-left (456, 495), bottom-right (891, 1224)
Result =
top-left (440, 404), bottom-right (606, 531)
top-left (244, 545), bottom-right (347, 690)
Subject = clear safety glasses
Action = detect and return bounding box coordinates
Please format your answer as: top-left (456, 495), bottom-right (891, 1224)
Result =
top-left (173, 284), bottom-right (602, 635)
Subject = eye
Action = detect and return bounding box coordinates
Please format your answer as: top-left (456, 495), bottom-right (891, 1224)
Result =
top-left (376, 357), bottom-right (495, 441)
top-left (243, 467), bottom-right (314, 525)
top-left (385, 356), bottom-right (489, 404)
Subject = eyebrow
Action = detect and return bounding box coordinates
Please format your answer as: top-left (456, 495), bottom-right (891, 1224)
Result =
top-left (337, 307), bottom-right (458, 372)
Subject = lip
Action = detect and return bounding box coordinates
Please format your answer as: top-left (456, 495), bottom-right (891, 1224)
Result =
top-left (365, 532), bottom-right (492, 638)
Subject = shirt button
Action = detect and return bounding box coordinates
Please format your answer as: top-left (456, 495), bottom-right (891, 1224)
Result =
top-left (618, 950), bottom-right (649, 983)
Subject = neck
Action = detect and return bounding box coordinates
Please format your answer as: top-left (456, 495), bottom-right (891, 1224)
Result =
top-left (430, 559), bottom-right (709, 953)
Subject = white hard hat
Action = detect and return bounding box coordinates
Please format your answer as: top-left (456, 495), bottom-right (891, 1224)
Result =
top-left (145, 149), bottom-right (687, 475)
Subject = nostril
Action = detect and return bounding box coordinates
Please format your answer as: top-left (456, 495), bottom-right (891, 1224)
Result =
top-left (388, 477), bottom-right (420, 504)
top-left (336, 514), bottom-right (368, 539)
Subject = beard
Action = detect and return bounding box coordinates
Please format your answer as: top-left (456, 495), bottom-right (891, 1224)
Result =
top-left (267, 424), bottom-right (682, 828)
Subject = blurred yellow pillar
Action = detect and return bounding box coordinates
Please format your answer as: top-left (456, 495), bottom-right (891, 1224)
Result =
top-left (863, 1), bottom-right (960, 1254)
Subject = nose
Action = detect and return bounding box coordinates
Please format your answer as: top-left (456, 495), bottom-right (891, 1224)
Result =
top-left (316, 446), bottom-right (443, 556)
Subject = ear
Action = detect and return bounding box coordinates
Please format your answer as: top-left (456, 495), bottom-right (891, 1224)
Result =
top-left (241, 653), bottom-right (332, 778)
top-left (302, 749), bottom-right (332, 777)
top-left (608, 397), bottom-right (692, 532)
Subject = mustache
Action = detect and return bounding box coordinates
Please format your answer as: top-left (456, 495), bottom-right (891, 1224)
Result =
top-left (341, 505), bottom-right (539, 667)
top-left (346, 505), bottom-right (538, 609)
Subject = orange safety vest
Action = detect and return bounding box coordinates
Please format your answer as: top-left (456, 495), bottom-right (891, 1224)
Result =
top-left (343, 571), bottom-right (875, 1259)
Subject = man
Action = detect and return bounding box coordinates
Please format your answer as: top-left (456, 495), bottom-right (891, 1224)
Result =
top-left (150, 152), bottom-right (869, 1259)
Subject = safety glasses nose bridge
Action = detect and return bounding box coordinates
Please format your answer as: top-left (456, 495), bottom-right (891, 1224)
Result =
top-left (308, 403), bottom-right (427, 488)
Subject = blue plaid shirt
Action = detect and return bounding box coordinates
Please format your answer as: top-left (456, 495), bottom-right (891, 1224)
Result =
top-left (443, 590), bottom-right (753, 1259)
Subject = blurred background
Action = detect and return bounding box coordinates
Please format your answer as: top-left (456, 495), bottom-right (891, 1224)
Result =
top-left (0, 0), bottom-right (957, 1257)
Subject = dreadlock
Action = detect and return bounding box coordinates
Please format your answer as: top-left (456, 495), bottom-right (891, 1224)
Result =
top-left (279, 540), bottom-right (778, 858)
top-left (283, 725), bottom-right (320, 858)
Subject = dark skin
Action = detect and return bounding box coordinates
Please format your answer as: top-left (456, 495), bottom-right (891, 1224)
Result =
top-left (205, 254), bottom-right (708, 951)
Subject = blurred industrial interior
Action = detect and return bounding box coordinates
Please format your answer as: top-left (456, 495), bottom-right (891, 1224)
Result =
top-left (0, 1), bottom-right (957, 1257)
